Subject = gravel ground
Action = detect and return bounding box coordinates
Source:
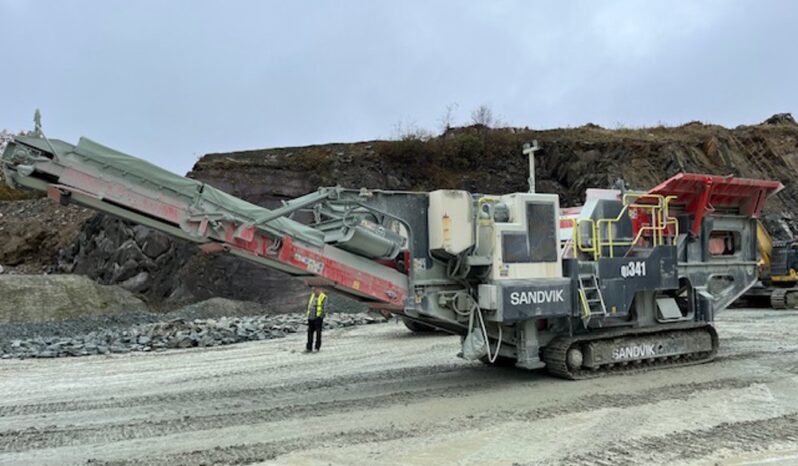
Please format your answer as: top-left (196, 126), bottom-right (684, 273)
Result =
top-left (1, 309), bottom-right (798, 465)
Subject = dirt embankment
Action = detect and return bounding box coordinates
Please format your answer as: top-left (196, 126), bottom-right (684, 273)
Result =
top-left (0, 199), bottom-right (92, 274)
top-left (0, 274), bottom-right (147, 324)
top-left (3, 115), bottom-right (798, 307)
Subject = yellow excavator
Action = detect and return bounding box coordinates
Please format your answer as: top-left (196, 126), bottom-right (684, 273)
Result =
top-left (752, 221), bottom-right (798, 308)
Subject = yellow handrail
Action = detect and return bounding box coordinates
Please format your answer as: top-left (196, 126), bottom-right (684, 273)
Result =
top-left (560, 217), bottom-right (599, 260)
top-left (575, 192), bottom-right (679, 259)
top-left (578, 288), bottom-right (591, 319)
top-left (559, 217), bottom-right (578, 259)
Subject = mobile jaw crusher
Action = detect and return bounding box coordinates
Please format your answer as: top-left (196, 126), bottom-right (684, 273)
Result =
top-left (2, 134), bottom-right (782, 378)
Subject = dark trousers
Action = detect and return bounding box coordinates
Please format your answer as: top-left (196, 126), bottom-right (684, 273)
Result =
top-left (306, 318), bottom-right (323, 350)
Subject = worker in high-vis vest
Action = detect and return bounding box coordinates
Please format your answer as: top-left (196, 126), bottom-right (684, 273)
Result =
top-left (306, 287), bottom-right (328, 352)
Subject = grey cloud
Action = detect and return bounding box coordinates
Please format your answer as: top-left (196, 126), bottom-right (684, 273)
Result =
top-left (0, 0), bottom-right (795, 174)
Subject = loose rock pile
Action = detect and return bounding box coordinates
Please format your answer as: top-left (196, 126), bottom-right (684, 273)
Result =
top-left (1, 312), bottom-right (384, 359)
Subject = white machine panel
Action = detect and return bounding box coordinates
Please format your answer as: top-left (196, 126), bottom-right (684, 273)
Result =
top-left (428, 190), bottom-right (474, 255)
top-left (490, 192), bottom-right (562, 280)
top-left (478, 284), bottom-right (499, 310)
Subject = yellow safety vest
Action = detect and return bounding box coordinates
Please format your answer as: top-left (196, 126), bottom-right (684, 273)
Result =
top-left (307, 292), bottom-right (327, 318)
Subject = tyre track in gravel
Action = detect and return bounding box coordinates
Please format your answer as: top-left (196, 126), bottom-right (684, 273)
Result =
top-left (113, 412), bottom-right (798, 466)
top-left (95, 425), bottom-right (417, 466)
top-left (3, 376), bottom-right (763, 459)
top-left (1, 346), bottom-right (791, 454)
top-left (0, 380), bottom-right (493, 452)
top-left (2, 310), bottom-right (798, 465)
top-left (3, 333), bottom-right (792, 420)
top-left (714, 347), bottom-right (798, 363)
top-left (553, 413), bottom-right (798, 466)
top-left (0, 362), bottom-right (471, 417)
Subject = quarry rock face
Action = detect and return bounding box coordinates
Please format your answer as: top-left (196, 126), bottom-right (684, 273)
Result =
top-left (10, 116), bottom-right (798, 308)
top-left (58, 214), bottom-right (311, 310)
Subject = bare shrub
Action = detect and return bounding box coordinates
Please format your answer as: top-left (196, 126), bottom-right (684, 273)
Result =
top-left (392, 120), bottom-right (433, 141)
top-left (438, 103), bottom-right (459, 133)
top-left (471, 104), bottom-right (495, 127)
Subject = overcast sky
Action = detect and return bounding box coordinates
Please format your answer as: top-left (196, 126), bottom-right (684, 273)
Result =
top-left (1, 0), bottom-right (796, 174)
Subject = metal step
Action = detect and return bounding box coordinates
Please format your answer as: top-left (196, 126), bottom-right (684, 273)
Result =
top-left (577, 273), bottom-right (608, 326)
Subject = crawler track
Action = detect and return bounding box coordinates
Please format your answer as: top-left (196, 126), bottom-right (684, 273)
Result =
top-left (770, 287), bottom-right (798, 309)
top-left (544, 322), bottom-right (718, 379)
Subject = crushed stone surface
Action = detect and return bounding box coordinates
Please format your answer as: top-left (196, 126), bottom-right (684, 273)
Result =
top-left (0, 312), bottom-right (384, 359)
top-left (0, 309), bottom-right (797, 465)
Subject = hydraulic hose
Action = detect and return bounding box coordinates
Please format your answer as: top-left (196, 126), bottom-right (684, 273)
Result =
top-left (467, 302), bottom-right (503, 364)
